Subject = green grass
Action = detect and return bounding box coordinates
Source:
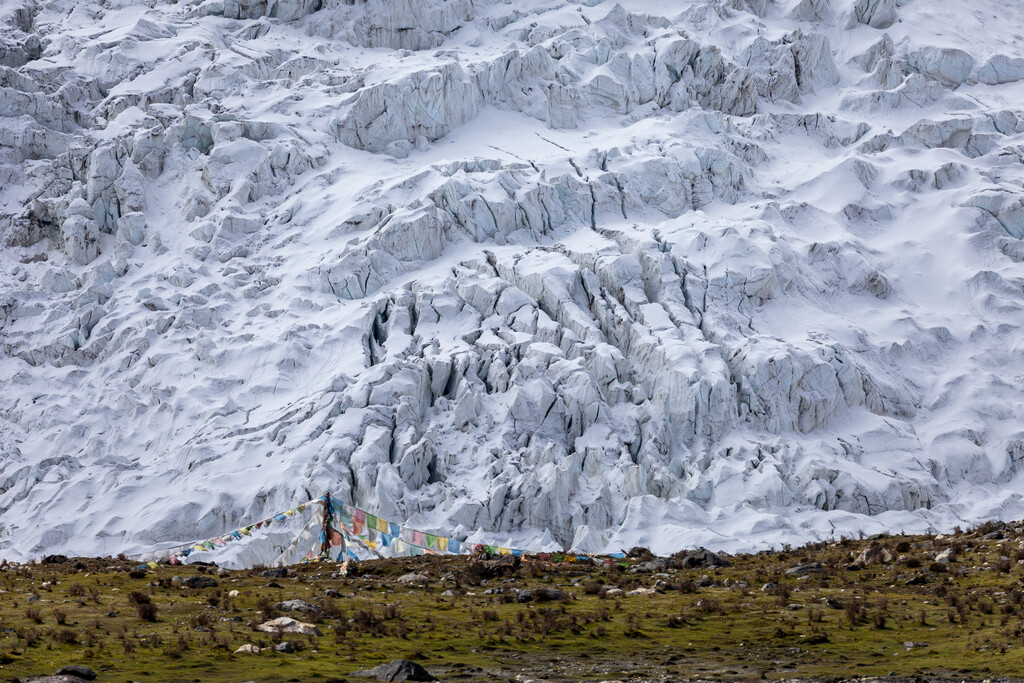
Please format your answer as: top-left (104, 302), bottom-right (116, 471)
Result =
top-left (2, 524), bottom-right (1024, 681)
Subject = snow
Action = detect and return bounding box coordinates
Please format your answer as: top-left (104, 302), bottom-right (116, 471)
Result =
top-left (2, 0), bottom-right (1024, 565)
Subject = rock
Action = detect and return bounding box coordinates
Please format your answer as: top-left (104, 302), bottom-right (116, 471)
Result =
top-left (234, 643), bottom-right (260, 654)
top-left (934, 548), bottom-right (954, 564)
top-left (275, 641), bottom-right (295, 653)
top-left (41, 555), bottom-right (69, 564)
top-left (630, 558), bottom-right (668, 573)
top-left (324, 589), bottom-right (342, 597)
top-left (672, 548), bottom-right (731, 569)
top-left (260, 568), bottom-right (289, 578)
top-left (55, 665), bottom-right (97, 680)
top-left (785, 562), bottom-right (823, 576)
top-left (853, 542), bottom-right (894, 567)
top-left (626, 587), bottom-right (657, 595)
top-left (228, 590), bottom-right (240, 598)
top-left (274, 599), bottom-right (320, 613)
top-left (397, 573), bottom-right (429, 584)
top-left (181, 576), bottom-right (218, 589)
top-left (354, 659), bottom-right (437, 682)
top-left (604, 587), bottom-right (624, 597)
top-left (256, 617), bottom-right (322, 636)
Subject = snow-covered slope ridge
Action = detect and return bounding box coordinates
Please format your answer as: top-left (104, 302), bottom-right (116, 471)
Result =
top-left (3, 0), bottom-right (1024, 561)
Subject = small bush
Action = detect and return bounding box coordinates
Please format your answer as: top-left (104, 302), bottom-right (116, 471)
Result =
top-left (127, 591), bottom-right (151, 605)
top-left (53, 608), bottom-right (66, 625)
top-left (51, 628), bottom-right (78, 644)
top-left (25, 607), bottom-right (42, 624)
top-left (137, 603), bottom-right (158, 622)
top-left (582, 579), bottom-right (603, 596)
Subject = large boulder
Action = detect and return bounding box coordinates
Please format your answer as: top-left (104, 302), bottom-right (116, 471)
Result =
top-left (355, 659), bottom-right (437, 682)
top-left (256, 616), bottom-right (322, 636)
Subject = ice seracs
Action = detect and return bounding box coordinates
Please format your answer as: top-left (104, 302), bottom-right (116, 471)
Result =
top-left (2, 0), bottom-right (1024, 564)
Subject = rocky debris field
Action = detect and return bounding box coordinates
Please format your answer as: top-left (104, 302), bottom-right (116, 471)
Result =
top-left (3, 522), bottom-right (1024, 681)
top-left (5, 0), bottom-right (1024, 561)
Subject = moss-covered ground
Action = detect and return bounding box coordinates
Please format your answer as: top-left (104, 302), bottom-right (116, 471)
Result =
top-left (3, 522), bottom-right (1024, 682)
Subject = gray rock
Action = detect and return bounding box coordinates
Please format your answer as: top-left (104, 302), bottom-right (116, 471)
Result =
top-left (274, 599), bottom-right (320, 613)
top-left (181, 575), bottom-right (218, 589)
top-left (785, 562), bottom-right (823, 576)
top-left (397, 573), bottom-right (429, 584)
top-left (55, 665), bottom-right (97, 680)
top-left (260, 568), bottom-right (289, 578)
top-left (355, 659), bottom-right (437, 681)
top-left (275, 641), bottom-right (295, 653)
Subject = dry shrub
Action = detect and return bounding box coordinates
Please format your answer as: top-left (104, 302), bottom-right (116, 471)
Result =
top-left (50, 628), bottom-right (78, 644)
top-left (127, 591), bottom-right (151, 605)
top-left (136, 603), bottom-right (158, 622)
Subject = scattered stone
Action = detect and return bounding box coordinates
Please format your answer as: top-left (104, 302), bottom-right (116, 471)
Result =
top-left (256, 616), bottom-right (322, 636)
top-left (260, 567), bottom-right (289, 578)
top-left (672, 548), bottom-right (731, 569)
top-left (823, 597), bottom-right (843, 609)
top-left (397, 573), bottom-right (429, 584)
top-left (325, 589), bottom-right (343, 598)
top-left (274, 599), bottom-right (320, 613)
top-left (354, 658), bottom-right (437, 681)
top-left (935, 548), bottom-right (954, 564)
top-left (904, 641), bottom-right (929, 650)
top-left (696, 575), bottom-right (715, 588)
top-left (853, 542), bottom-right (893, 567)
top-left (604, 588), bottom-right (624, 597)
top-left (275, 641), bottom-right (296, 654)
top-left (55, 666), bottom-right (96, 680)
top-left (785, 562), bottom-right (823, 576)
top-left (630, 558), bottom-right (668, 573)
top-left (181, 575), bottom-right (218, 589)
top-left (228, 590), bottom-right (240, 598)
top-left (234, 643), bottom-right (260, 654)
top-left (626, 587), bottom-right (657, 596)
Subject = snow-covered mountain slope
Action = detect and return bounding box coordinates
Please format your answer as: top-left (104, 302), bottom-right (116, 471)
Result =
top-left (3, 0), bottom-right (1024, 562)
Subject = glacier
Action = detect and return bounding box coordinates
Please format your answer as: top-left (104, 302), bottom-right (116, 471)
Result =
top-left (2, 0), bottom-right (1024, 563)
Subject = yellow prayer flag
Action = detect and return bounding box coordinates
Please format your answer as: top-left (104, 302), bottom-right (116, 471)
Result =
top-left (498, 547), bottom-right (511, 555)
top-left (438, 537), bottom-right (448, 552)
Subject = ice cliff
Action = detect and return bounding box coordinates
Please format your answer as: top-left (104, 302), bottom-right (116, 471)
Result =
top-left (3, 0), bottom-right (1024, 561)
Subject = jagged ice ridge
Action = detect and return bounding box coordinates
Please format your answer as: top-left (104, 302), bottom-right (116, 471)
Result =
top-left (2, 0), bottom-right (1024, 563)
